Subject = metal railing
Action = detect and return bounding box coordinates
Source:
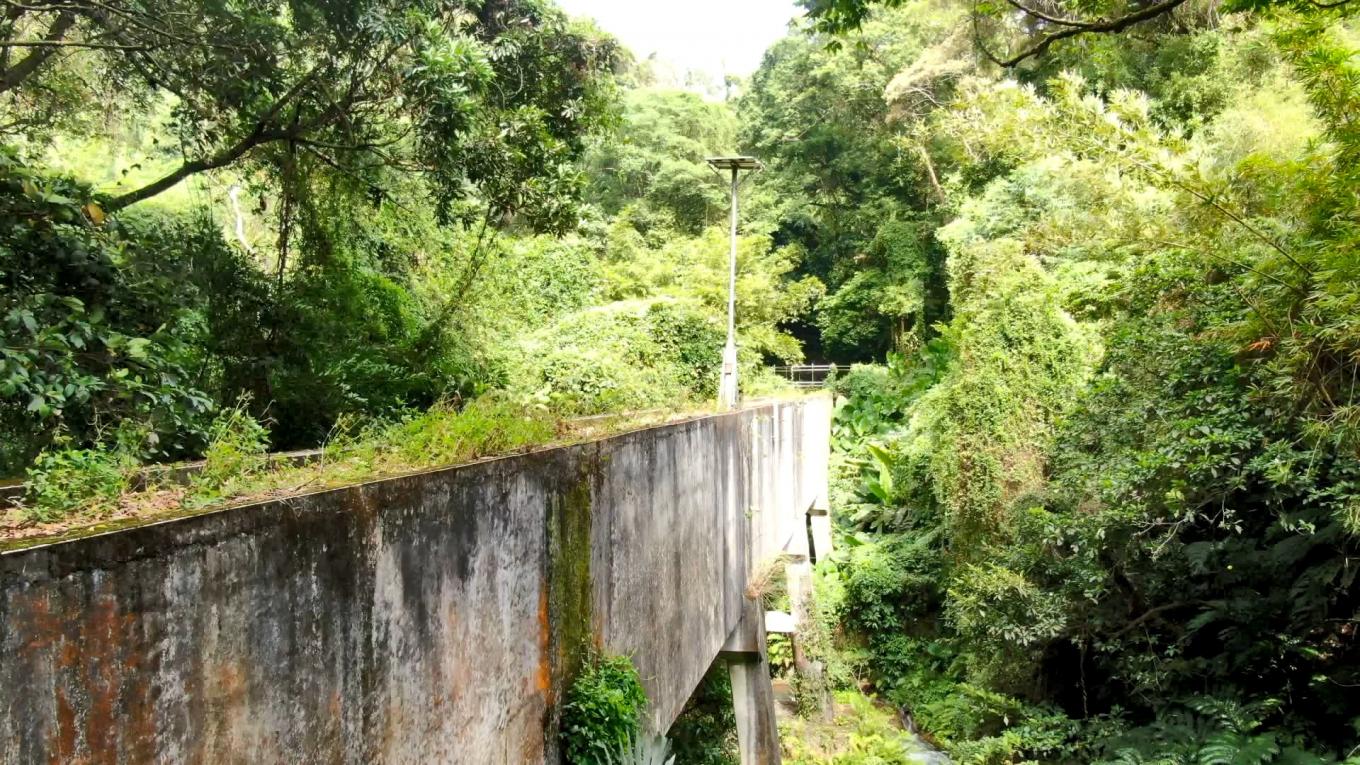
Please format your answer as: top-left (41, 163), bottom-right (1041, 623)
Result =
top-left (772, 364), bottom-right (839, 389)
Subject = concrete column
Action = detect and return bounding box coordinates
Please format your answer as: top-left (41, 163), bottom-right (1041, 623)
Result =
top-left (786, 559), bottom-right (810, 624)
top-left (728, 654), bottom-right (782, 765)
top-left (786, 559), bottom-right (832, 721)
top-left (721, 598), bottom-right (782, 765)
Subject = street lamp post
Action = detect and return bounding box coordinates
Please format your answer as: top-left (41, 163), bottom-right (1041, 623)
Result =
top-left (706, 155), bottom-right (761, 410)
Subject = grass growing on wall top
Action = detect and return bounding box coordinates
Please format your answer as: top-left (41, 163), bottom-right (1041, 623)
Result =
top-left (3, 394), bottom-right (635, 545)
top-left (4, 390), bottom-right (825, 548)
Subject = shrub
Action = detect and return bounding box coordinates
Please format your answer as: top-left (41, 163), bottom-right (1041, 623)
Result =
top-left (913, 683), bottom-right (1024, 747)
top-left (867, 634), bottom-right (956, 712)
top-left (561, 654), bottom-right (649, 765)
top-left (842, 541), bottom-right (908, 634)
top-left (782, 690), bottom-right (925, 765)
top-left (609, 734), bottom-right (675, 765)
top-left (767, 633), bottom-right (795, 675)
top-left (0, 154), bottom-right (216, 472)
top-left (192, 399), bottom-right (270, 498)
top-left (23, 442), bottom-right (135, 522)
top-left (945, 563), bottom-right (1067, 693)
top-left (384, 394), bottom-right (557, 468)
top-left (510, 301), bottom-right (693, 415)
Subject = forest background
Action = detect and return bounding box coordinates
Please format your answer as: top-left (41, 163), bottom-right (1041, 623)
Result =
top-left (3, 0), bottom-right (1360, 761)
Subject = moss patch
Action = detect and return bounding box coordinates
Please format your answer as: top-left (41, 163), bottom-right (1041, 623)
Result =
top-left (548, 466), bottom-right (596, 690)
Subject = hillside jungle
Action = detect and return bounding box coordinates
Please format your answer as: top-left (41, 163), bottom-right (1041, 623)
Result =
top-left (3, 0), bottom-right (1360, 761)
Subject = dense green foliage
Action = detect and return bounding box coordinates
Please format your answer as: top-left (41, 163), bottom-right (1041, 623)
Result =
top-left (667, 664), bottom-right (740, 765)
top-left (0, 0), bottom-right (625, 476)
top-left (794, 1), bottom-right (1360, 762)
top-left (561, 653), bottom-right (649, 765)
top-left (583, 89), bottom-right (736, 233)
top-left (3, 0), bottom-right (619, 220)
top-left (0, 152), bottom-right (217, 469)
top-left (782, 689), bottom-right (938, 764)
top-left (0, 10), bottom-right (837, 485)
top-left (739, 8), bottom-right (957, 360)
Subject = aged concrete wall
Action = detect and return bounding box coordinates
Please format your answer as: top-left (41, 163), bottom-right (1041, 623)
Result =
top-left (0, 396), bottom-right (831, 764)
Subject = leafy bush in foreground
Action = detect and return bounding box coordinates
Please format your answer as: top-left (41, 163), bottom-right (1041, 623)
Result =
top-left (562, 654), bottom-right (649, 765)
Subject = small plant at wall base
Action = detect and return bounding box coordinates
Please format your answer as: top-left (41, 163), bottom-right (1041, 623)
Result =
top-left (561, 653), bottom-right (649, 765)
top-left (609, 734), bottom-right (676, 765)
top-left (767, 633), bottom-right (794, 676)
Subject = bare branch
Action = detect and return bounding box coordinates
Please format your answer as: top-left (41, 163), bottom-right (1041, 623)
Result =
top-left (102, 63), bottom-right (366, 210)
top-left (1108, 601), bottom-right (1205, 638)
top-left (915, 142), bottom-right (945, 205)
top-left (0, 36), bottom-right (147, 50)
top-left (977, 0), bottom-right (1193, 68)
top-left (104, 124), bottom-right (291, 210)
top-left (0, 9), bottom-right (72, 92)
top-left (1002, 0), bottom-right (1089, 28)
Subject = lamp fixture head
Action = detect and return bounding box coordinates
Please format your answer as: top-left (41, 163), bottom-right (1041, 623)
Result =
top-left (705, 156), bottom-right (762, 171)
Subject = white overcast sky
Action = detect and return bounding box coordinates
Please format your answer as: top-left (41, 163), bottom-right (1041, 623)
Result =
top-left (556, 0), bottom-right (803, 79)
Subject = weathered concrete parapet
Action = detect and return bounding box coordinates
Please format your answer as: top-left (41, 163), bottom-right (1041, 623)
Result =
top-left (0, 395), bottom-right (831, 764)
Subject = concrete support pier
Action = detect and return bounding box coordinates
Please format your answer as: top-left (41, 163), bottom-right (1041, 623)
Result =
top-left (786, 558), bottom-right (832, 722)
top-left (722, 598), bottom-right (783, 765)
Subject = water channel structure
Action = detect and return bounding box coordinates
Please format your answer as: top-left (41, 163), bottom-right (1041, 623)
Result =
top-left (0, 396), bottom-right (833, 764)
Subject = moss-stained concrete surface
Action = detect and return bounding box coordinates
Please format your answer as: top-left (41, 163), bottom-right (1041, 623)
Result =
top-left (0, 396), bottom-right (831, 764)
top-left (545, 466), bottom-right (596, 727)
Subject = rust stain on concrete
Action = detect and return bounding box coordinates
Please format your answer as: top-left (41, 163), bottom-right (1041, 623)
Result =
top-left (536, 586), bottom-right (553, 697)
top-left (84, 586), bottom-right (125, 762)
top-left (51, 687), bottom-right (76, 765)
top-left (13, 589), bottom-right (62, 655)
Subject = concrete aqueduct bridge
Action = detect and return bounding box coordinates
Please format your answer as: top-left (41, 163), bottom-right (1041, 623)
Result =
top-left (0, 396), bottom-right (832, 764)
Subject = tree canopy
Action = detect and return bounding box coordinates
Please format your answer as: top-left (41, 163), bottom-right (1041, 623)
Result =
top-left (793, 1), bottom-right (1360, 762)
top-left (2, 0), bottom-right (618, 223)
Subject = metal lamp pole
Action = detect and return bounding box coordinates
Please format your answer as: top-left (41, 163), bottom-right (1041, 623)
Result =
top-left (706, 156), bottom-right (761, 410)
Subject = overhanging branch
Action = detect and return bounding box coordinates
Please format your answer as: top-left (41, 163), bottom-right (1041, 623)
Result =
top-left (0, 9), bottom-right (73, 92)
top-left (104, 124), bottom-right (289, 210)
top-left (978, 0), bottom-right (1193, 67)
top-left (0, 36), bottom-right (147, 50)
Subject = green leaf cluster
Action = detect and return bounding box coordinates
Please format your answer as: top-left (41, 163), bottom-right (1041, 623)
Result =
top-left (561, 654), bottom-right (650, 765)
top-left (803, 3), bottom-right (1360, 763)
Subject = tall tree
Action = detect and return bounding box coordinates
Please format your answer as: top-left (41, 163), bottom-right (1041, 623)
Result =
top-left (739, 6), bottom-right (962, 360)
top-left (0, 0), bottom-right (619, 225)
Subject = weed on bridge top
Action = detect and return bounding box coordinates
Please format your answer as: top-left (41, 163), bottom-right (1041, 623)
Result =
top-left (1, 394), bottom-right (738, 548)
